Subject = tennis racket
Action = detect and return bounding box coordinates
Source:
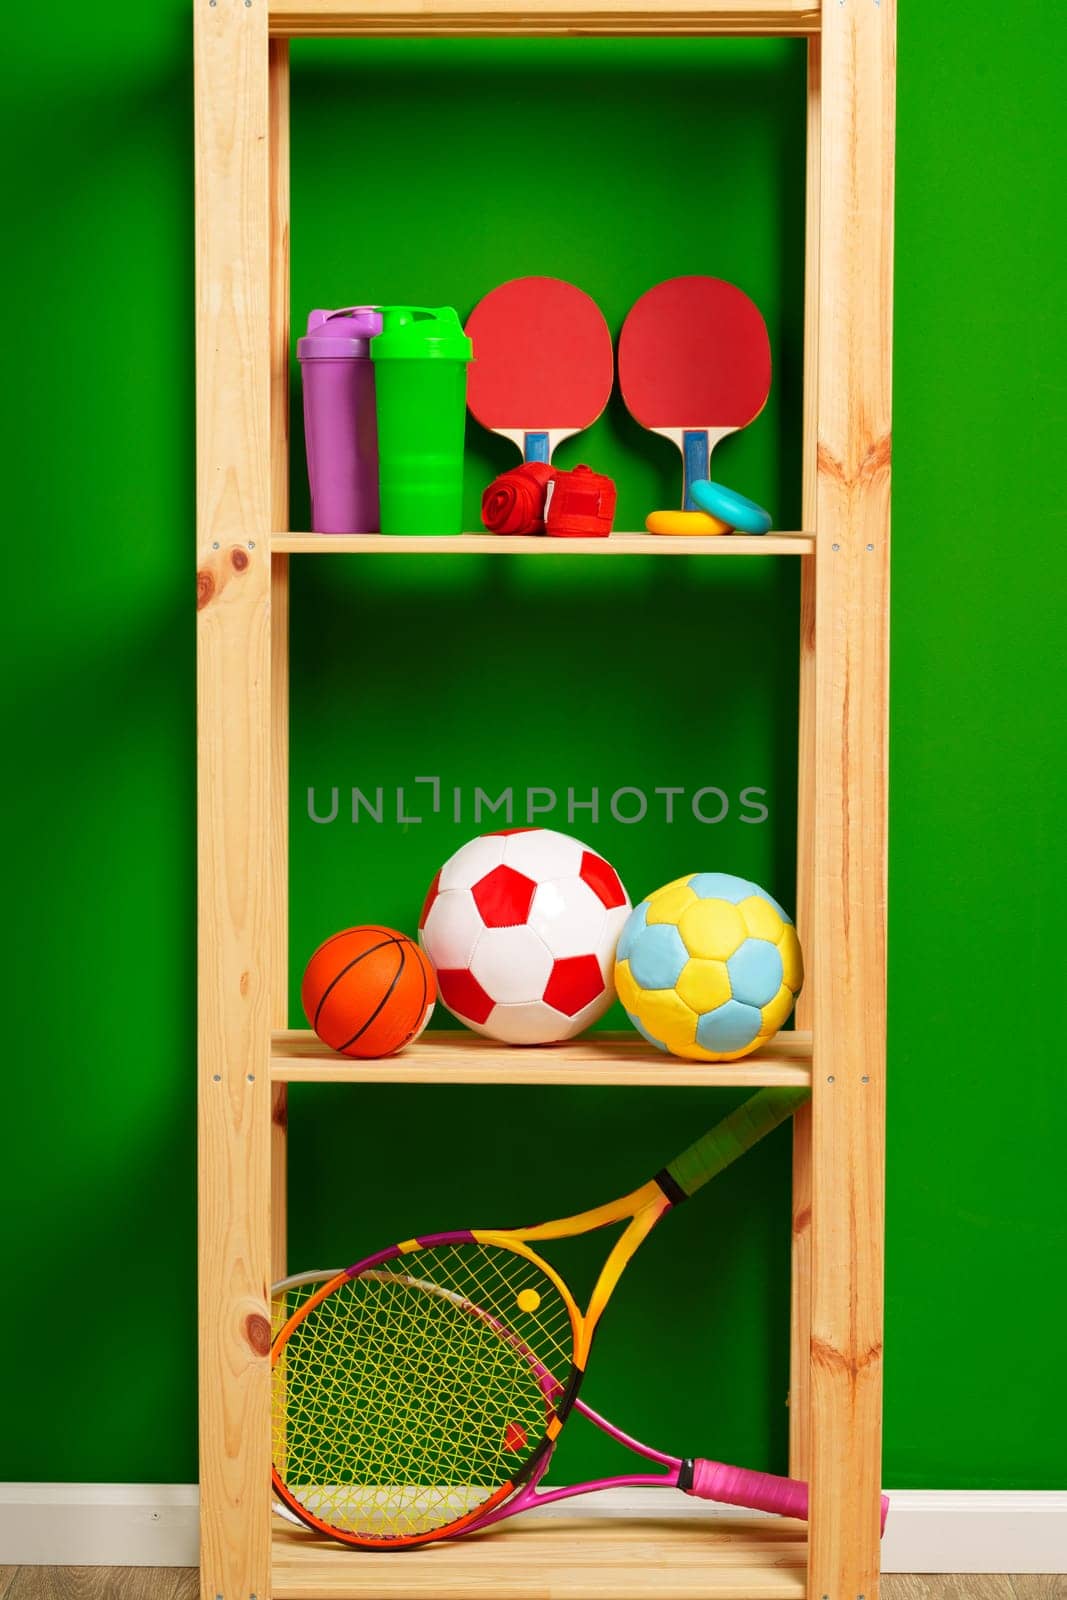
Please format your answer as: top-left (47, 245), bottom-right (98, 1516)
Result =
top-left (466, 276), bottom-right (614, 464)
top-left (271, 1087), bottom-right (813, 1548)
top-left (618, 276), bottom-right (771, 509)
top-left (271, 1263), bottom-right (824, 1540)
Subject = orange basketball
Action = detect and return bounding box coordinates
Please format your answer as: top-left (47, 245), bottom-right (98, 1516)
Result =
top-left (301, 926), bottom-right (436, 1059)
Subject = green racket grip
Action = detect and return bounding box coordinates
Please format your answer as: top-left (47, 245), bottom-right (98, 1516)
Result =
top-left (664, 1087), bottom-right (809, 1200)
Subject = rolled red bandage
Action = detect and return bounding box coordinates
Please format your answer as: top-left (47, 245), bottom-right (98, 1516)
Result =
top-left (545, 464), bottom-right (616, 539)
top-left (481, 461), bottom-right (555, 535)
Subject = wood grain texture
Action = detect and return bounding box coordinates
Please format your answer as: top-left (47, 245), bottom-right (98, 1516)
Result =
top-left (793, 27), bottom-right (819, 1009)
top-left (270, 0), bottom-right (821, 39)
top-left (789, 29), bottom-right (819, 1487)
top-left (272, 530), bottom-right (813, 554)
top-left (881, 1583), bottom-right (1051, 1600)
top-left (272, 1515), bottom-right (808, 1597)
top-left (194, 1), bottom-right (273, 1597)
top-left (269, 38), bottom-right (291, 545)
top-left (2, 1575), bottom-right (1054, 1600)
top-left (271, 1027), bottom-right (814, 1086)
top-left (808, 1), bottom-right (894, 1597)
top-left (269, 35), bottom-right (291, 1292)
top-left (788, 1095), bottom-right (811, 1479)
top-left (6, 1574), bottom-right (198, 1600)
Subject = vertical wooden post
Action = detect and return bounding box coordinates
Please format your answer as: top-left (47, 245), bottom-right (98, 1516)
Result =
top-left (269, 37), bottom-right (291, 1293)
top-left (809, 2), bottom-right (894, 1597)
top-left (790, 29), bottom-right (820, 1486)
top-left (789, 1101), bottom-right (813, 1481)
top-left (195, 2), bottom-right (273, 1596)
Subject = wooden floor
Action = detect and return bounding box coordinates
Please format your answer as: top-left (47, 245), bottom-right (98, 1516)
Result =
top-left (0, 1571), bottom-right (1061, 1599)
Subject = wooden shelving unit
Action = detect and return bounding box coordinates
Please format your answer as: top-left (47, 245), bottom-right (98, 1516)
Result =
top-left (195, 1), bottom-right (893, 1596)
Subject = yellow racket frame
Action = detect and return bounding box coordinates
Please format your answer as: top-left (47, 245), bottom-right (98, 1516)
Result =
top-left (474, 1174), bottom-right (670, 1372)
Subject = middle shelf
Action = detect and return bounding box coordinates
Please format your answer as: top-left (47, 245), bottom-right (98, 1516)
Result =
top-left (272, 531), bottom-right (814, 556)
top-left (271, 1028), bottom-right (813, 1086)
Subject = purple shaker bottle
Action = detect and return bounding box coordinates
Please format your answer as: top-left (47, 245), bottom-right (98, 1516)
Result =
top-left (297, 307), bottom-right (383, 534)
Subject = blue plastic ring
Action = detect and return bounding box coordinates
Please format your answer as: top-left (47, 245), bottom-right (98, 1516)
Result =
top-left (690, 479), bottom-right (772, 535)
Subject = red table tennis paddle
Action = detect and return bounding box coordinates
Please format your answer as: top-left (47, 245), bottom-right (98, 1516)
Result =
top-left (466, 277), bottom-right (614, 464)
top-left (618, 277), bottom-right (771, 509)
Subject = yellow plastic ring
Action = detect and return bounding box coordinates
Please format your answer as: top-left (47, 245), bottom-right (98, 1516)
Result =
top-left (645, 510), bottom-right (733, 537)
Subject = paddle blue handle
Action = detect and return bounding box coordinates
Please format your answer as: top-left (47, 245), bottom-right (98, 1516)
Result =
top-left (524, 432), bottom-right (550, 463)
top-left (682, 431), bottom-right (709, 509)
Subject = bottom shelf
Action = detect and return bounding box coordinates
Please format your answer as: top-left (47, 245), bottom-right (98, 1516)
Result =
top-left (272, 1509), bottom-right (807, 1599)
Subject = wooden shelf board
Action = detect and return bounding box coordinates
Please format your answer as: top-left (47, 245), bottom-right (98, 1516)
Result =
top-left (272, 1512), bottom-right (808, 1598)
top-left (271, 1028), bottom-right (813, 1086)
top-left (272, 531), bottom-right (813, 555)
top-left (269, 1), bottom-right (821, 41)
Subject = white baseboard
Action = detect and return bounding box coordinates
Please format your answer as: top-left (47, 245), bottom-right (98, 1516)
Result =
top-left (0, 1483), bottom-right (199, 1566)
top-left (878, 1491), bottom-right (1067, 1574)
top-left (1, 1483), bottom-right (1063, 1572)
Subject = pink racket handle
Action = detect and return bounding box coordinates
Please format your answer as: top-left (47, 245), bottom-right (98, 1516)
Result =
top-left (687, 1460), bottom-right (890, 1534)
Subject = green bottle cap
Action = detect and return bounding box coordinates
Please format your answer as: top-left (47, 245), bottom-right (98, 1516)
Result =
top-left (371, 306), bottom-right (473, 362)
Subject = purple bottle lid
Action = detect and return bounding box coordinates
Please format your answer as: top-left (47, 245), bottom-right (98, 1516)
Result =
top-left (297, 306), bottom-right (383, 360)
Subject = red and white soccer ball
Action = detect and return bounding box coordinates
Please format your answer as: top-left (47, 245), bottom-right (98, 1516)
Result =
top-left (419, 829), bottom-right (631, 1045)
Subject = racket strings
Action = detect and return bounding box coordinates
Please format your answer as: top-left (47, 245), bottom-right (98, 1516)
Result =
top-left (271, 1241), bottom-right (575, 1541)
top-left (276, 1262), bottom-right (544, 1537)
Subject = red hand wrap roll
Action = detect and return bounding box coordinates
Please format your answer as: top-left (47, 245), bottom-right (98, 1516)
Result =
top-left (481, 461), bottom-right (555, 535)
top-left (545, 464), bottom-right (616, 538)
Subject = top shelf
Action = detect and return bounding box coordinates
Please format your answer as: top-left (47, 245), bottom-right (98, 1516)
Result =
top-left (269, 0), bottom-right (821, 40)
top-left (273, 1027), bottom-right (813, 1086)
top-left (273, 531), bottom-right (813, 555)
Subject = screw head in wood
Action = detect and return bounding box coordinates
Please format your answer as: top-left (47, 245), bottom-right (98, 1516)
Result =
top-left (213, 1073), bottom-right (221, 1082)
top-left (832, 542), bottom-right (840, 551)
top-left (827, 1075), bottom-right (835, 1083)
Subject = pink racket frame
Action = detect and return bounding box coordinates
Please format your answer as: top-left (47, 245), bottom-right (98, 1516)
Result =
top-left (272, 1235), bottom-right (890, 1543)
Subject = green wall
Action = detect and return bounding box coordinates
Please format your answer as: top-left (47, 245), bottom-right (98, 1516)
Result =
top-left (2, 2), bottom-right (1064, 1492)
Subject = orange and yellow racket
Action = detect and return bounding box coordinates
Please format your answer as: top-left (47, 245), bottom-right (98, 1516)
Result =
top-left (271, 1088), bottom-right (810, 1548)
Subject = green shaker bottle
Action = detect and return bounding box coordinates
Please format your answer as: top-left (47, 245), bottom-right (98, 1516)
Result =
top-left (370, 307), bottom-right (473, 535)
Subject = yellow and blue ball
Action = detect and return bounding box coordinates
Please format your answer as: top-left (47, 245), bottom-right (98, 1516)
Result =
top-left (614, 872), bottom-right (803, 1061)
